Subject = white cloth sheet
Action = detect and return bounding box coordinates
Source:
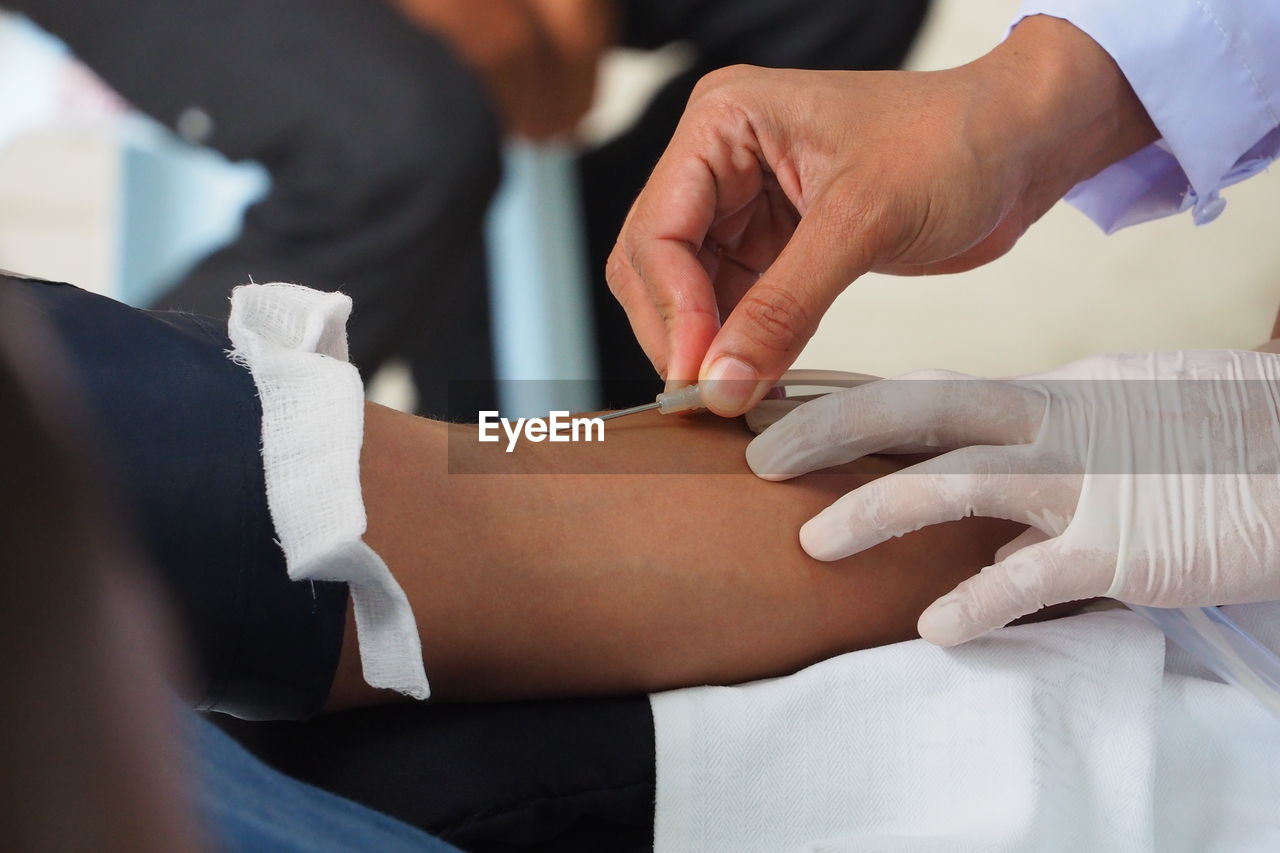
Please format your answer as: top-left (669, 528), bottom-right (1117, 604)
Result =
top-left (653, 606), bottom-right (1280, 852)
top-left (1014, 1), bottom-right (1280, 232)
top-left (227, 283), bottom-right (429, 700)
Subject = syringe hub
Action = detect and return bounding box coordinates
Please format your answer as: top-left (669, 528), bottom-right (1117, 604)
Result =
top-left (655, 384), bottom-right (705, 414)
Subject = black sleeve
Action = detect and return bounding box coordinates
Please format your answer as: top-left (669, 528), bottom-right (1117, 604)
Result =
top-left (617, 0), bottom-right (930, 71)
top-left (215, 696), bottom-right (657, 852)
top-left (4, 275), bottom-right (347, 720)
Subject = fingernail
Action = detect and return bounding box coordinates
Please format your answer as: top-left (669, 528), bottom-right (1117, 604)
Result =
top-left (664, 377), bottom-right (692, 394)
top-left (745, 433), bottom-right (790, 481)
top-left (799, 515), bottom-right (851, 561)
top-left (917, 595), bottom-right (969, 646)
top-left (701, 356), bottom-right (760, 415)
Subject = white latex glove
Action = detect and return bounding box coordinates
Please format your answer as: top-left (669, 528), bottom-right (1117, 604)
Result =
top-left (746, 351), bottom-right (1280, 645)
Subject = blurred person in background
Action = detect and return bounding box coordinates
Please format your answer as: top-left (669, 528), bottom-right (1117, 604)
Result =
top-left (7, 0), bottom-right (929, 417)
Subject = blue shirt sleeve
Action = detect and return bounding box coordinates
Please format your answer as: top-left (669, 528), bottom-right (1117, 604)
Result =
top-left (1014, 0), bottom-right (1280, 232)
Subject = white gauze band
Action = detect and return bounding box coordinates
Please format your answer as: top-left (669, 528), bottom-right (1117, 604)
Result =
top-left (227, 283), bottom-right (429, 700)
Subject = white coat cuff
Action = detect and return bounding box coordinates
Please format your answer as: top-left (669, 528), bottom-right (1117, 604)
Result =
top-left (1014, 1), bottom-right (1280, 232)
top-left (227, 283), bottom-right (429, 700)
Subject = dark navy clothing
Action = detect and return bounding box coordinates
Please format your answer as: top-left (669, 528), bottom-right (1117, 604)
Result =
top-left (4, 274), bottom-right (656, 850)
top-left (4, 274), bottom-right (347, 720)
top-left (215, 696), bottom-right (656, 853)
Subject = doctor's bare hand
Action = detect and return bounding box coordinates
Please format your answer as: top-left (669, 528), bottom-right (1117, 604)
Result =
top-left (606, 15), bottom-right (1156, 415)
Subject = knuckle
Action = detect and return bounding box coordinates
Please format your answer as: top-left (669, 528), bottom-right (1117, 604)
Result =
top-left (650, 288), bottom-right (684, 326)
top-left (924, 471), bottom-right (983, 520)
top-left (976, 563), bottom-right (1039, 619)
top-left (604, 246), bottom-right (632, 298)
top-left (820, 189), bottom-right (887, 252)
top-left (687, 67), bottom-right (764, 142)
top-left (690, 64), bottom-right (755, 101)
top-left (735, 287), bottom-right (813, 355)
top-left (845, 479), bottom-right (896, 532)
top-left (882, 383), bottom-right (952, 445)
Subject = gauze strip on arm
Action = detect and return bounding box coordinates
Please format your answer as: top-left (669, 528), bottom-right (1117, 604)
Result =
top-left (228, 283), bottom-right (429, 700)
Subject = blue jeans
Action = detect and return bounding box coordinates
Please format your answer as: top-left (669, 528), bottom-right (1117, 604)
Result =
top-left (192, 715), bottom-right (458, 852)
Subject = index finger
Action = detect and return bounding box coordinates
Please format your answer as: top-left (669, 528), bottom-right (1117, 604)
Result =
top-left (746, 373), bottom-right (1046, 480)
top-left (607, 100), bottom-right (773, 384)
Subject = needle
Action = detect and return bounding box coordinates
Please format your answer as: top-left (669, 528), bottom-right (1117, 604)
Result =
top-left (596, 384), bottom-right (706, 421)
top-left (597, 401), bottom-right (663, 421)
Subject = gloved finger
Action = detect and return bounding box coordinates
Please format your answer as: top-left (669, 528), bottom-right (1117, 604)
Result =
top-left (746, 372), bottom-right (1045, 481)
top-left (696, 194), bottom-right (876, 416)
top-left (993, 527), bottom-right (1050, 563)
top-left (917, 538), bottom-right (1111, 646)
top-left (799, 446), bottom-right (1068, 561)
top-left (743, 394), bottom-right (824, 435)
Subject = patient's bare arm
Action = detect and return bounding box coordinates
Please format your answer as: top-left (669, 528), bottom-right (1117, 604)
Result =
top-left (326, 404), bottom-right (1029, 709)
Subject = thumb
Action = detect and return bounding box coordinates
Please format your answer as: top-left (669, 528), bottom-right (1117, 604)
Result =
top-left (917, 538), bottom-right (1110, 646)
top-left (697, 196), bottom-right (875, 415)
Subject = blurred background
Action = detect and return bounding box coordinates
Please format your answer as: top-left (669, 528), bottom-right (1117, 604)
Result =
top-left (1, 0), bottom-right (1277, 407)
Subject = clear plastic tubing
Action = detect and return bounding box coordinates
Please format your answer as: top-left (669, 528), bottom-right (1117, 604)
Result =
top-left (1128, 605), bottom-right (1280, 720)
top-left (769, 368), bottom-right (882, 390)
top-left (655, 368), bottom-right (881, 413)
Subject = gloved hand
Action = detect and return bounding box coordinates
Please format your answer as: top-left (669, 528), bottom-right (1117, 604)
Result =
top-left (746, 351), bottom-right (1280, 645)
